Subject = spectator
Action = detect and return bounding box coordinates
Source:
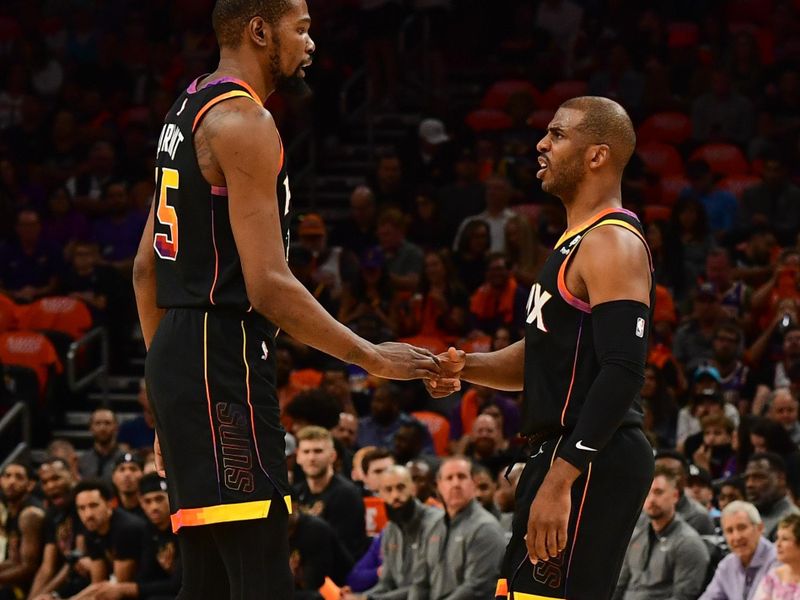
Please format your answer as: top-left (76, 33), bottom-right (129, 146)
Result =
top-left (766, 388), bottom-right (800, 445)
top-left (361, 448), bottom-right (395, 497)
top-left (676, 367), bottom-right (740, 452)
top-left (71, 480), bottom-right (145, 594)
top-left (294, 426), bottom-right (368, 562)
top-left (375, 208), bottom-right (424, 292)
top-left (687, 414), bottom-right (736, 481)
top-left (453, 176), bottom-right (516, 254)
top-left (739, 153), bottom-right (800, 245)
top-left (452, 219), bottom-right (491, 294)
top-left (753, 514), bottom-right (800, 600)
top-left (669, 197), bottom-right (715, 292)
top-left (343, 466), bottom-right (441, 600)
top-left (406, 119), bottom-right (455, 188)
top-left (494, 462), bottom-right (525, 533)
top-left (748, 419), bottom-right (800, 498)
top-left (284, 389), bottom-right (342, 436)
top-left (357, 384), bottom-right (434, 453)
top-left (66, 141), bottom-right (118, 215)
top-left (717, 477), bottom-right (746, 512)
top-left (641, 363), bottom-right (679, 449)
top-left (711, 323), bottom-right (754, 410)
top-left (117, 379), bottom-right (156, 451)
top-left (469, 253), bottom-right (527, 335)
top-left (288, 245), bottom-right (339, 317)
top-left (406, 186), bottom-right (449, 251)
top-left (78, 409), bottom-right (124, 482)
top-left (766, 325), bottom-right (800, 391)
top-left (654, 451), bottom-right (715, 535)
top-left (679, 159), bottom-right (739, 236)
top-left (705, 250), bottom-right (753, 324)
top-left (46, 439), bottom-right (81, 482)
top-left (408, 457), bottom-right (505, 599)
top-left (60, 240), bottom-right (118, 320)
top-left (691, 69), bottom-right (755, 145)
top-left (701, 500), bottom-right (776, 600)
top-left (461, 414), bottom-right (514, 479)
top-left (332, 186), bottom-right (379, 257)
top-left (296, 213), bottom-right (360, 302)
top-left (338, 247), bottom-right (396, 332)
top-left (673, 285), bottom-right (726, 372)
top-left (331, 412), bottom-right (359, 452)
top-left (744, 453), bottom-right (800, 541)
top-left (370, 153), bottom-right (410, 210)
top-left (615, 466), bottom-right (709, 600)
top-left (0, 210), bottom-right (60, 303)
top-left (406, 460), bottom-right (440, 508)
top-left (91, 181), bottom-right (146, 273)
top-left (110, 453), bottom-right (145, 520)
top-left (471, 464), bottom-right (500, 520)
top-left (28, 459), bottom-right (86, 600)
top-left (0, 462), bottom-right (45, 599)
top-left (437, 148), bottom-right (485, 244)
top-left (393, 421), bottom-right (436, 466)
top-left (504, 214), bottom-right (548, 289)
top-left (42, 187), bottom-right (89, 257)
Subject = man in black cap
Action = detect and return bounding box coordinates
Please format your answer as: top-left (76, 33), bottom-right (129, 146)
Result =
top-left (111, 453), bottom-right (145, 521)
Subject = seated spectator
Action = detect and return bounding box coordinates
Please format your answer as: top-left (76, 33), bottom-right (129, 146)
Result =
top-left (357, 384), bottom-right (434, 453)
top-left (408, 457), bottom-right (505, 599)
top-left (117, 379), bottom-right (156, 451)
top-left (691, 69), bottom-right (754, 145)
top-left (437, 147), bottom-right (485, 244)
top-left (406, 186), bottom-right (449, 251)
top-left (710, 323), bottom-right (754, 411)
top-left (673, 284), bottom-right (726, 373)
top-left (641, 363), bottom-right (679, 449)
top-left (331, 412), bottom-right (359, 452)
top-left (687, 413), bottom-right (737, 480)
top-left (72, 480), bottom-right (146, 593)
top-left (59, 240), bottom-right (118, 322)
top-left (655, 450), bottom-right (715, 535)
top-left (705, 250), bottom-right (753, 325)
top-left (615, 466), bottom-right (709, 599)
top-left (460, 414), bottom-right (514, 479)
top-left (676, 366), bottom-right (740, 451)
top-left (686, 466), bottom-right (717, 516)
top-left (294, 427), bottom-right (368, 562)
top-left (739, 152), bottom-right (800, 246)
top-left (679, 160), bottom-right (738, 236)
top-left (338, 248), bottom-right (396, 332)
top-left (78, 409), bottom-right (125, 482)
top-left (331, 186), bottom-right (378, 257)
top-left (0, 462), bottom-right (45, 599)
top-left (753, 514), bottom-right (800, 600)
top-left (393, 421), bottom-right (437, 467)
top-left (766, 388), bottom-right (800, 445)
top-left (343, 466), bottom-right (441, 600)
top-left (375, 208), bottom-right (424, 292)
top-left (407, 460), bottom-right (441, 509)
top-left (471, 464), bottom-right (500, 520)
top-left (732, 226), bottom-right (778, 288)
top-left (744, 452), bottom-right (800, 541)
top-left (90, 181), bottom-right (146, 273)
top-left (0, 210), bottom-right (60, 303)
top-left (45, 439), bottom-right (81, 483)
top-left (361, 448), bottom-right (394, 537)
top-left (42, 187), bottom-right (89, 259)
top-left (717, 477), bottom-right (746, 512)
top-left (452, 176), bottom-right (516, 254)
top-left (66, 141), bottom-right (118, 215)
top-left (668, 197), bottom-right (716, 293)
top-left (288, 245), bottom-right (339, 316)
top-left (28, 458), bottom-right (87, 600)
top-left (469, 253), bottom-right (527, 335)
top-left (700, 500), bottom-right (776, 600)
top-left (452, 219), bottom-right (491, 294)
top-left (450, 383), bottom-right (521, 442)
top-left (494, 462), bottom-right (525, 534)
top-left (296, 213), bottom-right (360, 302)
top-left (111, 453), bottom-right (145, 520)
top-left (748, 419), bottom-right (800, 498)
top-left (284, 389), bottom-right (341, 437)
top-left (289, 497), bottom-right (354, 597)
top-left (369, 153), bottom-right (410, 211)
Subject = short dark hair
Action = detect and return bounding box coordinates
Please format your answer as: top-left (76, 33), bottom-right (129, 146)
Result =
top-left (2, 461), bottom-right (34, 480)
top-left (748, 451), bottom-right (787, 475)
top-left (362, 448), bottom-right (393, 475)
top-left (212, 0), bottom-right (294, 48)
top-left (559, 96), bottom-right (636, 169)
top-left (73, 479), bottom-right (114, 502)
top-left (285, 389), bottom-right (341, 430)
top-left (654, 449), bottom-right (689, 474)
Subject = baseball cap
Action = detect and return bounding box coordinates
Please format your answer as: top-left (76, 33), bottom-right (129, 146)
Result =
top-left (114, 452), bottom-right (144, 470)
top-left (138, 472), bottom-right (168, 495)
top-left (693, 364), bottom-right (722, 383)
top-left (687, 464), bottom-right (712, 488)
top-left (418, 118), bottom-right (450, 145)
top-left (298, 213), bottom-right (326, 236)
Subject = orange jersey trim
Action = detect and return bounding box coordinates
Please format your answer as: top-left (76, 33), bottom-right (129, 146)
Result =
top-left (553, 207), bottom-right (625, 249)
top-left (170, 495), bottom-right (292, 532)
top-left (495, 579), bottom-right (509, 597)
top-left (192, 90), bottom-right (257, 132)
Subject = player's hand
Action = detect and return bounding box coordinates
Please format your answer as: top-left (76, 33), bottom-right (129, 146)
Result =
top-left (424, 347), bottom-right (465, 398)
top-left (367, 342), bottom-right (441, 380)
top-left (692, 444), bottom-right (712, 472)
top-left (526, 477), bottom-right (571, 564)
top-left (154, 432), bottom-right (166, 478)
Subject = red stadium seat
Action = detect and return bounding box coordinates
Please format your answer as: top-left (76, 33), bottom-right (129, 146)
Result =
top-left (481, 80), bottom-right (541, 110)
top-left (18, 297), bottom-right (92, 340)
top-left (0, 331), bottom-right (62, 396)
top-left (636, 142), bottom-right (685, 176)
top-left (466, 109), bottom-right (513, 132)
top-left (539, 80), bottom-right (588, 109)
top-left (0, 294), bottom-right (19, 334)
top-left (411, 411), bottom-right (451, 457)
top-left (644, 205), bottom-right (672, 224)
top-left (690, 143), bottom-right (750, 176)
top-left (718, 174), bottom-right (761, 199)
top-left (527, 109), bottom-right (556, 130)
top-left (637, 112), bottom-right (692, 145)
top-left (659, 175), bottom-right (690, 206)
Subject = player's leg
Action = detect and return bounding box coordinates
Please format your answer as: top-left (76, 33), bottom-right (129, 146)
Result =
top-left (175, 525), bottom-right (231, 600)
top-left (212, 498), bottom-right (293, 600)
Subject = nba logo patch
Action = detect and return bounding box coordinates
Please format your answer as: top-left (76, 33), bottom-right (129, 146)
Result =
top-left (635, 318), bottom-right (645, 338)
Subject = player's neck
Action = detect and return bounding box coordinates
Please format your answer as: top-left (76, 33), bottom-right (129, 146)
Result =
top-left (307, 467), bottom-right (334, 494)
top-left (212, 54), bottom-right (273, 105)
top-left (562, 181), bottom-right (623, 231)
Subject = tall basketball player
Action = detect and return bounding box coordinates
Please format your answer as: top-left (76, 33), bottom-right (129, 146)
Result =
top-left (427, 97), bottom-right (655, 600)
top-left (133, 2), bottom-right (440, 599)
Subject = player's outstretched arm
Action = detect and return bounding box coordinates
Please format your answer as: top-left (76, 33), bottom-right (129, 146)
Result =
top-left (210, 99), bottom-right (439, 381)
top-left (425, 341), bottom-right (525, 398)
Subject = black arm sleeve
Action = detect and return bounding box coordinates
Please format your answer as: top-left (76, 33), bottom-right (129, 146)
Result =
top-left (557, 300), bottom-right (649, 472)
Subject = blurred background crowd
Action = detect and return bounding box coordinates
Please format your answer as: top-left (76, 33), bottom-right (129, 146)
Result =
top-left (1, 0), bottom-right (800, 598)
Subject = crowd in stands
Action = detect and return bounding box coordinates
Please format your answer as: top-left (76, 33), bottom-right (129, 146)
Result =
top-left (2, 0), bottom-right (800, 598)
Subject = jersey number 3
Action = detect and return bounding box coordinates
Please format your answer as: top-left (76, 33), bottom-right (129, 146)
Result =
top-left (154, 167), bottom-right (180, 260)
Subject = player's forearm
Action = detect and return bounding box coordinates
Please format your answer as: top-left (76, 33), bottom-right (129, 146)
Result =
top-left (460, 340), bottom-right (525, 391)
top-left (28, 563), bottom-right (65, 598)
top-left (253, 271), bottom-right (378, 370)
top-left (0, 560), bottom-right (37, 585)
top-left (133, 263), bottom-right (165, 351)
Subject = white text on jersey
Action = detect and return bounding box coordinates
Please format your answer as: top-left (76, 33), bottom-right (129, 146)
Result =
top-left (157, 123), bottom-right (185, 161)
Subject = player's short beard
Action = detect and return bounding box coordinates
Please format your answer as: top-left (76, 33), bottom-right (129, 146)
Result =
top-left (269, 36), bottom-right (311, 99)
top-left (543, 151), bottom-right (587, 200)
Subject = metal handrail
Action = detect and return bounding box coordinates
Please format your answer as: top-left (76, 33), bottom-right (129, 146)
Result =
top-left (66, 327), bottom-right (109, 400)
top-left (0, 402), bottom-right (30, 449)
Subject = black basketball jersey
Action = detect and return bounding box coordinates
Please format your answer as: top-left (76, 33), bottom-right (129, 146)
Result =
top-left (153, 76), bottom-right (291, 315)
top-left (521, 208), bottom-right (654, 436)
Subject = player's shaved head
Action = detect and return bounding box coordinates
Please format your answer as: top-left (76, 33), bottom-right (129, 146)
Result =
top-left (559, 96), bottom-right (636, 170)
top-left (212, 0), bottom-right (295, 48)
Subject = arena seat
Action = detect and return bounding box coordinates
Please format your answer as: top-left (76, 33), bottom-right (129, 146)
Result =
top-left (637, 112), bottom-right (692, 145)
top-left (481, 80), bottom-right (541, 110)
top-left (636, 142), bottom-right (685, 176)
top-left (0, 331), bottom-right (62, 397)
top-left (411, 410), bottom-right (451, 456)
top-left (659, 175), bottom-right (690, 206)
top-left (0, 294), bottom-right (19, 334)
top-left (690, 143), bottom-right (750, 176)
top-left (466, 109), bottom-right (513, 132)
top-left (539, 80), bottom-right (588, 109)
top-left (19, 296), bottom-right (92, 340)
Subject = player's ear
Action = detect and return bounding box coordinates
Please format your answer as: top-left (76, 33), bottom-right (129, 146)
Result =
top-left (588, 144), bottom-right (610, 170)
top-left (248, 16), bottom-right (271, 48)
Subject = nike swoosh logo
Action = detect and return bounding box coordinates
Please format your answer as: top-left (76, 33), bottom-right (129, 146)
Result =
top-left (575, 440), bottom-right (598, 452)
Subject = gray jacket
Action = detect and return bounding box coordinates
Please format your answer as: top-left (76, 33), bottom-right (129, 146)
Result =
top-left (614, 514), bottom-right (710, 600)
top-left (760, 495), bottom-right (800, 541)
top-left (408, 499), bottom-right (506, 600)
top-left (365, 500), bottom-right (442, 600)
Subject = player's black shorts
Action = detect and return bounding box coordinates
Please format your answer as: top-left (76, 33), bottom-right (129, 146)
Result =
top-left (496, 426), bottom-right (654, 600)
top-left (145, 308), bottom-right (291, 532)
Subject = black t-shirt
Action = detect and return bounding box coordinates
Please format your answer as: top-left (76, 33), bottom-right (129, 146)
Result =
top-left (43, 502), bottom-right (90, 595)
top-left (118, 501), bottom-right (147, 523)
top-left (85, 509), bottom-right (146, 572)
top-left (293, 474), bottom-right (367, 561)
top-left (137, 521), bottom-right (181, 599)
top-left (289, 513), bottom-right (354, 595)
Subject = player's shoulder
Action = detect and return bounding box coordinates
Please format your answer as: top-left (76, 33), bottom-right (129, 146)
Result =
top-left (580, 219), bottom-right (648, 266)
top-left (201, 96), bottom-right (278, 142)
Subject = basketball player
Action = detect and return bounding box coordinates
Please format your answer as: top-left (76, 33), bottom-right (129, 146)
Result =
top-left (426, 97), bottom-right (655, 599)
top-left (132, 2), bottom-right (439, 599)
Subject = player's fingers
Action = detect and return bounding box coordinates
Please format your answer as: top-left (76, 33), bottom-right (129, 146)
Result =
top-left (533, 524), bottom-right (550, 563)
top-left (557, 519), bottom-right (569, 555)
top-left (545, 525), bottom-right (560, 559)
